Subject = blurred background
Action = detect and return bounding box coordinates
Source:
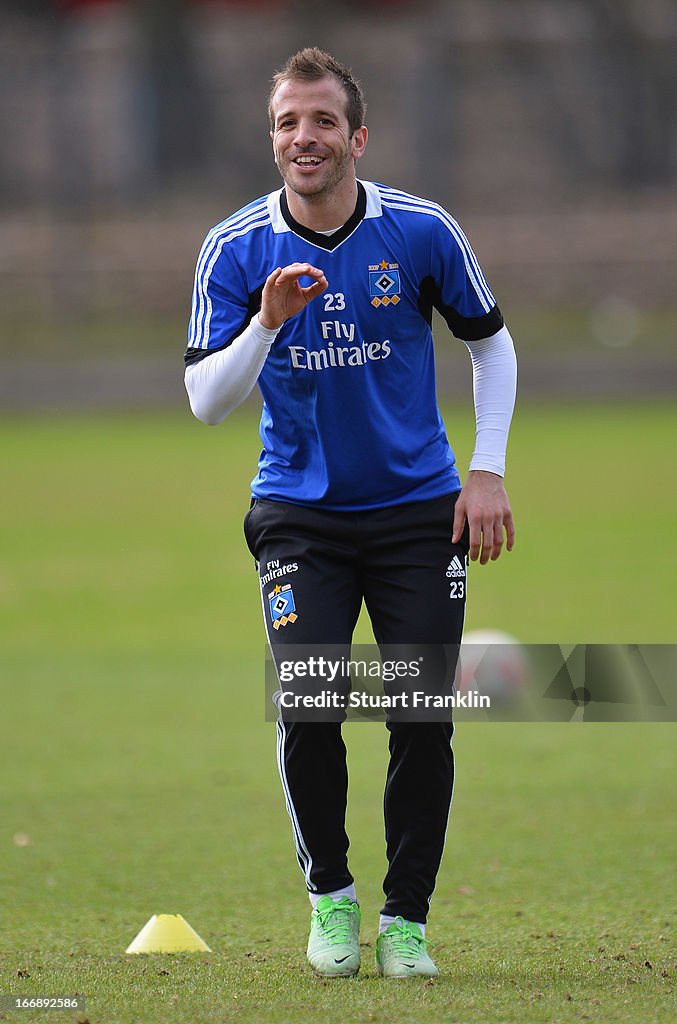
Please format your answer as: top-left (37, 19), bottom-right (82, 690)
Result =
top-left (1, 0), bottom-right (676, 408)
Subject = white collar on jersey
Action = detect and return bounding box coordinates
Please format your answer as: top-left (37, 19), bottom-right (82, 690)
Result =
top-left (267, 179), bottom-right (383, 251)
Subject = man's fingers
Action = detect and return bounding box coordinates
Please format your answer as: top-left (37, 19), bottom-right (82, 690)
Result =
top-left (479, 517), bottom-right (494, 565)
top-left (457, 475), bottom-right (514, 564)
top-left (275, 262), bottom-right (325, 285)
top-left (301, 277), bottom-right (328, 298)
top-left (451, 496), bottom-right (466, 544)
top-left (265, 267), bottom-right (283, 285)
top-left (490, 519), bottom-right (505, 561)
top-left (505, 511), bottom-right (515, 552)
top-left (470, 515), bottom-right (503, 564)
top-left (467, 515), bottom-right (482, 562)
top-left (260, 262), bottom-right (328, 329)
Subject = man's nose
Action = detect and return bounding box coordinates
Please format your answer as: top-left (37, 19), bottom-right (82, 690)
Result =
top-left (293, 118), bottom-right (318, 148)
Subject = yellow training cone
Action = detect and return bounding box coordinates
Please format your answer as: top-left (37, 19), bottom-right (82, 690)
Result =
top-left (125, 914), bottom-right (211, 954)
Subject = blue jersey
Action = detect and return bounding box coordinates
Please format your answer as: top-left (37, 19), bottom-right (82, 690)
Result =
top-left (186, 180), bottom-right (503, 510)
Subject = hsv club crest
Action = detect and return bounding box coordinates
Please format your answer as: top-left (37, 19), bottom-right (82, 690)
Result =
top-left (368, 258), bottom-right (401, 308)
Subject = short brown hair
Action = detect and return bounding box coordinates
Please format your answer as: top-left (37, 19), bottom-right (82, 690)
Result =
top-left (268, 47), bottom-right (366, 136)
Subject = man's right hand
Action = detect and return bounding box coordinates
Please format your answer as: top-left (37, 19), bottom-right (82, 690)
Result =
top-left (259, 262), bottom-right (328, 330)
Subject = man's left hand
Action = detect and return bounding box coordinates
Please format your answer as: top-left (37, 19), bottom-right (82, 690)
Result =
top-left (452, 470), bottom-right (515, 564)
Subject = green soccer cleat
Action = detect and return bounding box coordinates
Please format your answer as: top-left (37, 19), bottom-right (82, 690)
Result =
top-left (306, 896), bottom-right (361, 977)
top-left (376, 917), bottom-right (439, 978)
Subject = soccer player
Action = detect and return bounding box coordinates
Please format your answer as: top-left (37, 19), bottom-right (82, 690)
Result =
top-left (185, 47), bottom-right (516, 978)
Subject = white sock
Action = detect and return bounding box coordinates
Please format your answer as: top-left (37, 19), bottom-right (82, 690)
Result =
top-left (309, 884), bottom-right (357, 909)
top-left (379, 913), bottom-right (426, 937)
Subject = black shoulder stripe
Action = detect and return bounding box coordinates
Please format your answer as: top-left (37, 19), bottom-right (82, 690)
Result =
top-left (184, 285), bottom-right (263, 365)
top-left (417, 276), bottom-right (503, 340)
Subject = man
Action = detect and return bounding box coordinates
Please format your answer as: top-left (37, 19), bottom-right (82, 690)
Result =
top-left (185, 47), bottom-right (516, 979)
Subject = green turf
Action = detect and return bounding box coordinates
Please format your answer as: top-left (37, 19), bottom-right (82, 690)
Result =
top-left (1, 403), bottom-right (675, 1023)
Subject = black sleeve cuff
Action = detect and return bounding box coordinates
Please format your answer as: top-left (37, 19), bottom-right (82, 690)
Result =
top-left (417, 275), bottom-right (504, 340)
top-left (452, 304), bottom-right (504, 341)
top-left (184, 344), bottom-right (224, 367)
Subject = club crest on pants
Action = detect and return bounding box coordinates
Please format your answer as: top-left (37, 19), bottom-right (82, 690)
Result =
top-left (268, 583), bottom-right (298, 629)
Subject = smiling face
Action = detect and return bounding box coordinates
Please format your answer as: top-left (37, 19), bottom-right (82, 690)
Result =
top-left (270, 75), bottom-right (368, 205)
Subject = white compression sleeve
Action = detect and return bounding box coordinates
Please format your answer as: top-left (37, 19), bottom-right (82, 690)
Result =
top-left (463, 324), bottom-right (517, 477)
top-left (184, 314), bottom-right (280, 425)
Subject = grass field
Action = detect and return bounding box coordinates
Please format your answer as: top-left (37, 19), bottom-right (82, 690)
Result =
top-left (1, 402), bottom-right (675, 1024)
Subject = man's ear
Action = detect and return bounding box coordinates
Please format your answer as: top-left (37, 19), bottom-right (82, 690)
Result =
top-left (351, 126), bottom-right (368, 161)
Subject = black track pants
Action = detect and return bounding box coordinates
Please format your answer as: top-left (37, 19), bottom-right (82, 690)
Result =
top-left (244, 492), bottom-right (469, 923)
